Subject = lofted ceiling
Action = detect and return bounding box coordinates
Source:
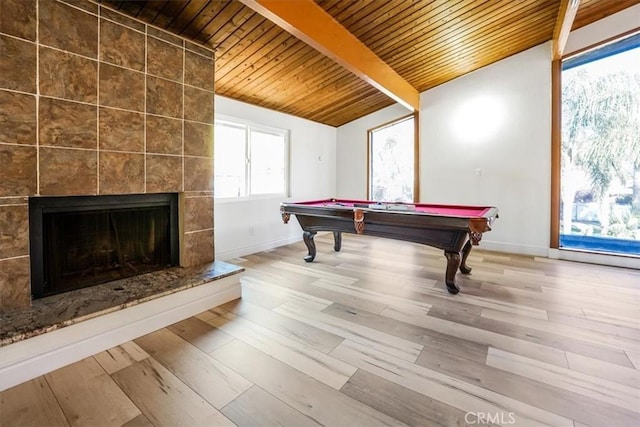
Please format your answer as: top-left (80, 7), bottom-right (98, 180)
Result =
top-left (101, 0), bottom-right (640, 127)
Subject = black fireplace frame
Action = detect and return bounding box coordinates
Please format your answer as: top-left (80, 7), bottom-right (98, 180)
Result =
top-left (29, 193), bottom-right (180, 299)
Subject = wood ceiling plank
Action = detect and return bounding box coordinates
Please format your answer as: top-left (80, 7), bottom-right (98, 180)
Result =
top-left (212, 10), bottom-right (263, 55)
top-left (408, 11), bottom-right (557, 90)
top-left (553, 0), bottom-right (580, 60)
top-left (370, 0), bottom-right (494, 59)
top-left (220, 0), bottom-right (381, 100)
top-left (378, 0), bottom-right (548, 65)
top-left (214, 14), bottom-right (271, 74)
top-left (239, 0), bottom-right (419, 110)
top-left (388, 1), bottom-right (557, 79)
top-left (169, 0), bottom-right (212, 34)
top-left (217, 32), bottom-right (305, 90)
top-left (179, 0), bottom-right (230, 39)
top-left (146, 1), bottom-right (190, 28)
top-left (573, 0), bottom-right (640, 29)
top-left (215, 21), bottom-right (283, 80)
top-left (194, 2), bottom-right (249, 46)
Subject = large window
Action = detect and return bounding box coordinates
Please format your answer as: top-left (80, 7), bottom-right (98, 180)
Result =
top-left (214, 118), bottom-right (289, 199)
top-left (559, 32), bottom-right (640, 256)
top-left (368, 114), bottom-right (417, 202)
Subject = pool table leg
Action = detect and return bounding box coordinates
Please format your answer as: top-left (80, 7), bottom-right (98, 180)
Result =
top-left (459, 239), bottom-right (473, 274)
top-left (444, 251), bottom-right (461, 294)
top-left (333, 231), bottom-right (342, 252)
top-left (303, 231), bottom-right (317, 262)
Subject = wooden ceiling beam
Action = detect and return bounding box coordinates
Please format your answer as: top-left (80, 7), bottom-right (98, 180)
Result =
top-left (553, 0), bottom-right (581, 60)
top-left (238, 0), bottom-right (419, 111)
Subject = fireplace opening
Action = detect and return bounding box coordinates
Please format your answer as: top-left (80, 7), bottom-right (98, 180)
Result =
top-left (29, 194), bottom-right (179, 299)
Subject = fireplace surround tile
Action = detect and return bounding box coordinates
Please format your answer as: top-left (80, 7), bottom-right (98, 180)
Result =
top-left (39, 97), bottom-right (97, 149)
top-left (39, 47), bottom-right (97, 104)
top-left (184, 196), bottom-right (214, 233)
top-left (39, 147), bottom-right (97, 195)
top-left (184, 86), bottom-right (214, 124)
top-left (0, 144), bottom-right (37, 197)
top-left (98, 107), bottom-right (144, 152)
top-left (0, 0), bottom-right (37, 42)
top-left (183, 229), bottom-right (214, 267)
top-left (184, 122), bottom-right (213, 158)
top-left (146, 115), bottom-right (182, 155)
top-left (0, 35), bottom-right (36, 93)
top-left (0, 90), bottom-right (37, 146)
top-left (146, 154), bottom-right (183, 193)
top-left (0, 256), bottom-right (31, 312)
top-left (38, 0), bottom-right (98, 59)
top-left (185, 51), bottom-right (214, 91)
top-left (147, 36), bottom-right (183, 83)
top-left (184, 157), bottom-right (214, 192)
top-left (0, 204), bottom-right (29, 259)
top-left (99, 62), bottom-right (145, 112)
top-left (99, 19), bottom-right (145, 72)
top-left (146, 76), bottom-right (183, 119)
top-left (99, 151), bottom-right (145, 194)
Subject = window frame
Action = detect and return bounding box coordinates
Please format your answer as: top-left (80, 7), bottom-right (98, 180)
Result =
top-left (550, 27), bottom-right (640, 249)
top-left (214, 114), bottom-right (290, 201)
top-left (366, 112), bottom-right (420, 203)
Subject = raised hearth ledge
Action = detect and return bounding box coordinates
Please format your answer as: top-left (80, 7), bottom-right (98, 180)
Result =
top-left (0, 260), bottom-right (242, 391)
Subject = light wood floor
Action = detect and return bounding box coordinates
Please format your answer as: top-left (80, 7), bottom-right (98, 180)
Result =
top-left (2, 235), bottom-right (639, 426)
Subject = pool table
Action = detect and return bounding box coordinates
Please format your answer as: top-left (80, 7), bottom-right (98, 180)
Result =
top-left (280, 198), bottom-right (498, 294)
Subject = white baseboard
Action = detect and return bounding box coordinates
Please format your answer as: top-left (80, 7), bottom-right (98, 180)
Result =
top-left (478, 240), bottom-right (549, 257)
top-left (216, 235), bottom-right (302, 261)
top-left (548, 248), bottom-right (640, 270)
top-left (0, 275), bottom-right (242, 392)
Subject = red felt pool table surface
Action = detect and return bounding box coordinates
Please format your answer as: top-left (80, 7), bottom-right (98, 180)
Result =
top-left (291, 199), bottom-right (492, 218)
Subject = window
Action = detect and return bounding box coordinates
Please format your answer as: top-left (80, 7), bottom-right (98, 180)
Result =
top-left (214, 117), bottom-right (289, 198)
top-left (557, 31), bottom-right (640, 256)
top-left (368, 114), bottom-right (418, 202)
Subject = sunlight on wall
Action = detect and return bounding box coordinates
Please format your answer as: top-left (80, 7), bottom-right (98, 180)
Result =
top-left (451, 95), bottom-right (506, 144)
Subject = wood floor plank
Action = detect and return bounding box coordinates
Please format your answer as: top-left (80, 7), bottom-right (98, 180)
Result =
top-left (122, 414), bottom-right (153, 427)
top-left (547, 310), bottom-right (640, 342)
top-left (242, 275), bottom-right (334, 311)
top-left (167, 316), bottom-right (235, 353)
top-left (380, 305), bottom-right (570, 367)
top-left (322, 302), bottom-right (489, 364)
top-left (627, 351), bottom-right (640, 369)
top-left (217, 298), bottom-right (345, 353)
top-left (341, 369), bottom-right (468, 427)
top-left (221, 385), bottom-right (321, 427)
top-left (274, 302), bottom-right (424, 362)
top-left (93, 341), bottom-right (149, 375)
top-left (415, 343), bottom-right (638, 427)
top-left (481, 307), bottom-right (640, 354)
top-left (45, 357), bottom-right (140, 427)
top-left (204, 310), bottom-right (356, 389)
top-left (486, 347), bottom-right (640, 416)
top-left (331, 339), bottom-right (573, 427)
top-left (0, 377), bottom-right (69, 427)
top-left (211, 339), bottom-right (407, 427)
top-left (428, 304), bottom-right (634, 367)
top-left (565, 351), bottom-right (640, 388)
top-left (134, 329), bottom-right (252, 408)
top-left (111, 357), bottom-right (235, 427)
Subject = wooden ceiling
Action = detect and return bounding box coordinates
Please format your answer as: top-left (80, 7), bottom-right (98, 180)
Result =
top-left (102, 0), bottom-right (640, 127)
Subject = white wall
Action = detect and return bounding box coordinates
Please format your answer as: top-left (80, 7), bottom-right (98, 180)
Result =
top-left (420, 43), bottom-right (552, 256)
top-left (336, 104), bottom-right (411, 198)
top-left (214, 96), bottom-right (337, 259)
top-left (337, 44), bottom-right (553, 256)
top-left (564, 4), bottom-right (640, 54)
